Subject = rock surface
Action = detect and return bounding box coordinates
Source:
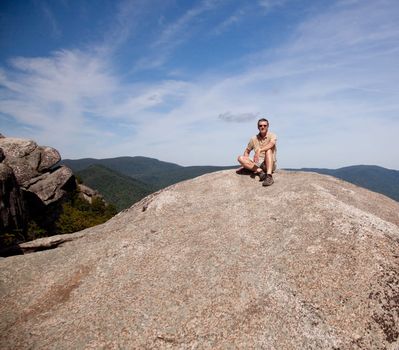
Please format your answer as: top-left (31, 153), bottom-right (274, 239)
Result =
top-left (0, 137), bottom-right (61, 185)
top-left (24, 166), bottom-right (74, 205)
top-left (0, 163), bottom-right (26, 232)
top-left (0, 137), bottom-right (75, 237)
top-left (0, 170), bottom-right (398, 349)
top-left (77, 183), bottom-right (104, 204)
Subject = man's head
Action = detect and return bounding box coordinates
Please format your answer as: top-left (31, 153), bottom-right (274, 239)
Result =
top-left (257, 118), bottom-right (269, 133)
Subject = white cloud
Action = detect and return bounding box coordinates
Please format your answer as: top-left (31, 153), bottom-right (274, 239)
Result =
top-left (0, 50), bottom-right (117, 148)
top-left (0, 48), bottom-right (193, 158)
top-left (218, 112), bottom-right (259, 123)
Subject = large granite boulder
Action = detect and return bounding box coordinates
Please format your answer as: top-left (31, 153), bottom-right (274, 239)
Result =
top-left (0, 137), bottom-right (37, 159)
top-left (1, 170), bottom-right (398, 349)
top-left (24, 166), bottom-right (74, 205)
top-left (0, 137), bottom-right (73, 204)
top-left (0, 137), bottom-right (61, 185)
top-left (0, 137), bottom-right (61, 186)
top-left (37, 146), bottom-right (61, 172)
top-left (0, 138), bottom-right (40, 185)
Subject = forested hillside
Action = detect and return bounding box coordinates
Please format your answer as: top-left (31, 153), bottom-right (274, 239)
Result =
top-left (76, 164), bottom-right (156, 211)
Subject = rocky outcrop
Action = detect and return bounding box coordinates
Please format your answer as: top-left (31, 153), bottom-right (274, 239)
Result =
top-left (77, 184), bottom-right (104, 204)
top-left (24, 166), bottom-right (74, 205)
top-left (0, 170), bottom-right (398, 349)
top-left (0, 136), bottom-right (74, 238)
top-left (0, 135), bottom-right (111, 251)
top-left (0, 137), bottom-right (61, 185)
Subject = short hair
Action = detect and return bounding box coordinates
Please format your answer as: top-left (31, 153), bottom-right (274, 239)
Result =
top-left (257, 118), bottom-right (269, 127)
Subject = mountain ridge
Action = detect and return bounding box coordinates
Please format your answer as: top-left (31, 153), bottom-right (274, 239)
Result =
top-left (62, 156), bottom-right (236, 190)
top-left (287, 164), bottom-right (399, 202)
top-left (63, 157), bottom-right (399, 204)
top-left (76, 164), bottom-right (156, 211)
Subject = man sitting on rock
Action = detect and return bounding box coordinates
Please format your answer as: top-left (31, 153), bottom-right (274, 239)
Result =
top-left (237, 118), bottom-right (277, 186)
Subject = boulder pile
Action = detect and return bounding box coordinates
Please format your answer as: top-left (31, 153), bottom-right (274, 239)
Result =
top-left (0, 136), bottom-right (75, 235)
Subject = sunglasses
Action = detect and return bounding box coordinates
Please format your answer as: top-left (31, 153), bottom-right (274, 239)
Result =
top-left (258, 124), bottom-right (268, 128)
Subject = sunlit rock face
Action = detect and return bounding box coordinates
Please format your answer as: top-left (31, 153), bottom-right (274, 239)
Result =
top-left (0, 170), bottom-right (398, 349)
top-left (0, 137), bottom-right (64, 188)
top-left (0, 137), bottom-right (74, 239)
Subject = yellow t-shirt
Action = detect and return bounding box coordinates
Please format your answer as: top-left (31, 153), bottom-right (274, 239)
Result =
top-left (247, 131), bottom-right (277, 161)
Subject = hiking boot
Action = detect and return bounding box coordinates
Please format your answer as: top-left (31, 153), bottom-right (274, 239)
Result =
top-left (262, 174), bottom-right (274, 186)
top-left (258, 171), bottom-right (267, 181)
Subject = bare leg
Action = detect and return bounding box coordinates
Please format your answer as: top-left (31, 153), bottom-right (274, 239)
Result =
top-left (265, 149), bottom-right (273, 175)
top-left (237, 155), bottom-right (261, 173)
top-left (262, 149), bottom-right (275, 186)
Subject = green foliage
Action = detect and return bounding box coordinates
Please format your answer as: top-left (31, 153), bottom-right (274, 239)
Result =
top-left (0, 229), bottom-right (25, 248)
top-left (55, 192), bottom-right (117, 234)
top-left (76, 164), bottom-right (156, 211)
top-left (26, 220), bottom-right (47, 241)
top-left (1, 220), bottom-right (47, 249)
top-left (1, 184), bottom-right (117, 252)
top-left (75, 175), bottom-right (83, 184)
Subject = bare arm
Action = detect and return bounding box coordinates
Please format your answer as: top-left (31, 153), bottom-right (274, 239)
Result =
top-left (243, 148), bottom-right (251, 157)
top-left (259, 140), bottom-right (276, 152)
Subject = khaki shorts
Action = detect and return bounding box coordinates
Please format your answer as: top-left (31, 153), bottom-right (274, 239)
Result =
top-left (255, 158), bottom-right (266, 169)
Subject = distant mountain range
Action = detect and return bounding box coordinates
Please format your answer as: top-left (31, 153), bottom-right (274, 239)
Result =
top-left (75, 164), bottom-right (156, 211)
top-left (62, 157), bottom-right (399, 210)
top-left (62, 157), bottom-right (236, 210)
top-left (286, 165), bottom-right (399, 202)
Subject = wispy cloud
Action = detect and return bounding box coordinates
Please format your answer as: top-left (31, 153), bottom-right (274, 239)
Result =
top-left (214, 0), bottom-right (287, 30)
top-left (218, 112), bottom-right (258, 123)
top-left (213, 7), bottom-right (247, 35)
top-left (153, 0), bottom-right (220, 47)
top-left (38, 1), bottom-right (62, 38)
top-left (0, 50), bottom-right (116, 147)
top-left (258, 0), bottom-right (287, 13)
top-left (289, 0), bottom-right (399, 54)
top-left (135, 0), bottom-right (224, 70)
top-left (0, 48), bottom-right (192, 156)
top-left (95, 0), bottom-right (148, 55)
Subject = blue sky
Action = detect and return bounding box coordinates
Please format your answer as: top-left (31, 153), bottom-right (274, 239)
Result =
top-left (1, 0), bottom-right (398, 168)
